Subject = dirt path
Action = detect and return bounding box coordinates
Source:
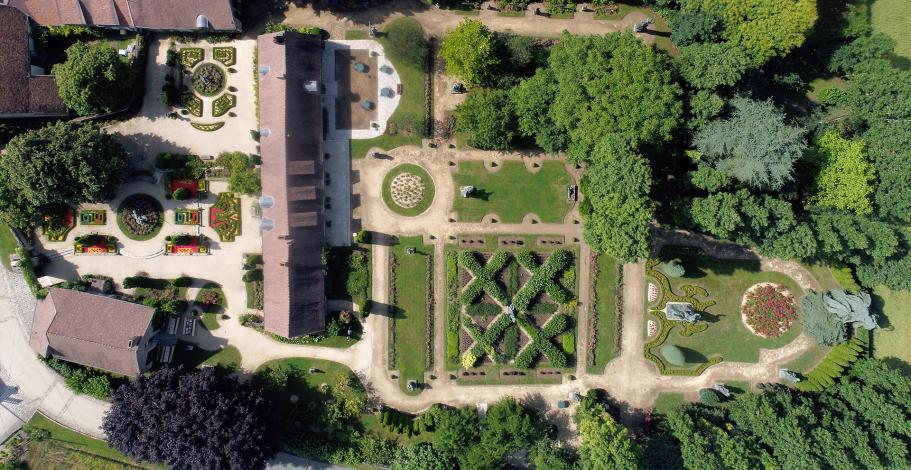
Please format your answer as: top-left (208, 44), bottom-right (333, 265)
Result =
top-left (574, 243), bottom-right (592, 376)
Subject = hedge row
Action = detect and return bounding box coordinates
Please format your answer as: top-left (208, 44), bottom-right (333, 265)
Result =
top-left (514, 313), bottom-right (570, 368)
top-left (466, 302), bottom-right (501, 316)
top-left (425, 254), bottom-right (434, 369)
top-left (446, 252), bottom-right (461, 361)
top-left (513, 250), bottom-right (572, 311)
top-left (645, 258), bottom-right (716, 312)
top-left (459, 251), bottom-right (509, 305)
top-left (796, 334), bottom-right (869, 392)
top-left (643, 312), bottom-right (722, 376)
top-left (388, 253), bottom-right (398, 370)
top-left (463, 313), bottom-right (512, 366)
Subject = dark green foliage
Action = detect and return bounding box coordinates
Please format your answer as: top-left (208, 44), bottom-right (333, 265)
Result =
top-left (0, 122), bottom-right (128, 228)
top-left (797, 334), bottom-right (868, 392)
top-left (668, 10), bottom-right (722, 46)
top-left (172, 188), bottom-right (190, 200)
top-left (512, 250), bottom-right (572, 311)
top-left (865, 122), bottom-right (911, 223)
top-left (845, 60), bottom-right (911, 127)
top-left (799, 291), bottom-right (848, 346)
top-left (391, 443), bottom-right (453, 470)
top-left (694, 97), bottom-right (806, 190)
top-left (531, 440), bottom-right (577, 470)
top-left (431, 406), bottom-right (480, 459)
top-left (509, 68), bottom-right (568, 152)
top-left (676, 42), bottom-right (751, 89)
top-left (216, 152), bottom-right (261, 195)
top-left (829, 33), bottom-right (897, 75)
top-left (698, 388), bottom-right (719, 405)
top-left (466, 302), bottom-right (500, 316)
top-left (455, 89), bottom-right (517, 150)
top-left (458, 397), bottom-right (552, 469)
top-left (503, 324), bottom-right (520, 357)
top-left (459, 251), bottom-right (509, 305)
top-left (688, 165), bottom-right (731, 192)
top-left (41, 356), bottom-right (113, 399)
top-left (53, 41), bottom-right (136, 115)
top-left (383, 18), bottom-right (428, 69)
top-left (488, 32), bottom-right (549, 88)
top-left (687, 90), bottom-right (726, 131)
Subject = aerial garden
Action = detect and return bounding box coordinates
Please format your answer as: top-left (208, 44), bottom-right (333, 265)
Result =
top-left (163, 45), bottom-right (238, 130)
top-left (444, 235), bottom-right (578, 384)
top-left (389, 236), bottom-right (433, 394)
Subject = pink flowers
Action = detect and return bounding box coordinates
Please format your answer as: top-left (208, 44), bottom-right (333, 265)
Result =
top-left (742, 284), bottom-right (797, 337)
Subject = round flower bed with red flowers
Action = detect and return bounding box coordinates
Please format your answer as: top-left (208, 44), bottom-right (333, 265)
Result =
top-left (742, 284), bottom-right (798, 337)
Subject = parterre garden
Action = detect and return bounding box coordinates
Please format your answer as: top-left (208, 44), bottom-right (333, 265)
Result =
top-left (444, 236), bottom-right (579, 382)
top-left (644, 247), bottom-right (805, 375)
top-left (165, 45), bottom-right (238, 130)
top-left (389, 236), bottom-right (433, 394)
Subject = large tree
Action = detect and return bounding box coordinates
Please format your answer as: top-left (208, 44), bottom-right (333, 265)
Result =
top-left (829, 33), bottom-right (897, 76)
top-left (390, 443), bottom-right (452, 470)
top-left (52, 41), bottom-right (135, 115)
top-left (455, 89), bottom-right (517, 150)
top-left (865, 122), bottom-right (911, 223)
top-left (806, 130), bottom-right (876, 215)
top-left (685, 0), bottom-right (817, 66)
top-left (581, 138), bottom-right (656, 261)
top-left (694, 97), bottom-right (806, 190)
top-left (799, 291), bottom-right (849, 346)
top-left (845, 60), bottom-right (911, 126)
top-left (0, 121), bottom-right (128, 228)
top-left (440, 19), bottom-right (498, 86)
top-left (510, 68), bottom-right (568, 153)
top-left (676, 42), bottom-right (752, 89)
top-left (103, 368), bottom-right (273, 469)
top-left (511, 32), bottom-right (682, 163)
top-left (577, 394), bottom-right (642, 469)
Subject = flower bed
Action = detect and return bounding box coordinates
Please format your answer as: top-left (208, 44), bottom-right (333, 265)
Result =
top-left (179, 48), bottom-right (203, 70)
top-left (212, 46), bottom-right (236, 67)
top-left (168, 178), bottom-right (207, 198)
top-left (182, 93), bottom-right (202, 117)
top-left (116, 194), bottom-right (163, 241)
top-left (78, 210), bottom-right (106, 226)
top-left (41, 205), bottom-right (75, 241)
top-left (212, 93), bottom-right (236, 117)
top-left (191, 121), bottom-right (224, 132)
top-left (192, 63), bottom-right (225, 96)
top-left (741, 283), bottom-right (797, 338)
top-left (73, 234), bottom-right (117, 254)
top-left (165, 234), bottom-right (209, 255)
top-left (174, 208), bottom-right (202, 225)
top-left (209, 192), bottom-right (241, 242)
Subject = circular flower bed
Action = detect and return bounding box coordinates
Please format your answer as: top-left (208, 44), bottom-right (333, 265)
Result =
top-left (381, 164), bottom-right (435, 216)
top-left (192, 63), bottom-right (225, 96)
top-left (117, 194), bottom-right (163, 241)
top-left (741, 283), bottom-right (797, 338)
top-left (390, 172), bottom-right (426, 208)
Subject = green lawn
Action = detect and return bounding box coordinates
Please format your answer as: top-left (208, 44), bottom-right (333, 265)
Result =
top-left (452, 160), bottom-right (573, 223)
top-left (783, 344), bottom-right (831, 374)
top-left (870, 0), bottom-right (911, 64)
top-left (382, 164), bottom-right (436, 216)
top-left (173, 341), bottom-right (241, 370)
top-left (652, 393), bottom-right (688, 414)
top-left (256, 357), bottom-right (356, 402)
top-left (655, 247), bottom-right (805, 363)
top-left (350, 18), bottom-right (428, 159)
top-left (23, 412), bottom-right (155, 469)
top-left (391, 236), bottom-right (432, 394)
top-left (199, 313), bottom-right (219, 330)
top-left (588, 254), bottom-right (619, 374)
top-left (806, 76), bottom-right (847, 103)
top-left (0, 223), bottom-right (19, 269)
top-left (594, 4), bottom-right (675, 53)
top-left (872, 285), bottom-right (911, 375)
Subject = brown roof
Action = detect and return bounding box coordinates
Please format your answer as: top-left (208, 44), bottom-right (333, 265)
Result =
top-left (258, 32), bottom-right (326, 338)
top-left (0, 5), bottom-right (67, 117)
top-left (8, 0), bottom-right (238, 30)
top-left (29, 288), bottom-right (155, 376)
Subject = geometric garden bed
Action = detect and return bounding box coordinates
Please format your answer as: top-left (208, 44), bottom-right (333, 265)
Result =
top-left (209, 192), bottom-right (241, 242)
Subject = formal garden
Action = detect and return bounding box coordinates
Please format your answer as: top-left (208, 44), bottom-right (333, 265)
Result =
top-left (40, 205), bottom-right (75, 241)
top-left (116, 194), bottom-right (163, 241)
top-left (164, 234), bottom-right (209, 255)
top-left (161, 45), bottom-right (239, 131)
top-left (643, 247), bottom-right (805, 375)
top-left (389, 236), bottom-right (434, 394)
top-left (209, 192), bottom-right (242, 242)
top-left (587, 253), bottom-right (620, 373)
top-left (444, 236), bottom-right (579, 383)
top-left (382, 164), bottom-right (436, 216)
top-left (73, 234), bottom-right (118, 254)
top-left (452, 160), bottom-right (574, 223)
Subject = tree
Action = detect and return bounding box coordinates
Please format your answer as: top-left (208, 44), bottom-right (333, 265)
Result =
top-left (661, 259), bottom-right (685, 278)
top-left (531, 440), bottom-right (577, 470)
top-left (0, 121), bottom-right (128, 228)
top-left (676, 42), bottom-right (752, 89)
top-left (824, 289), bottom-right (878, 330)
top-left (440, 19), bottom-right (498, 86)
top-left (698, 388), bottom-right (720, 405)
top-left (580, 139), bottom-right (655, 261)
top-left (103, 368), bottom-right (273, 469)
top-left (688, 165), bottom-right (731, 192)
top-left (52, 41), bottom-right (135, 115)
top-left (430, 406), bottom-right (479, 459)
top-left (687, 90), bottom-right (725, 131)
top-left (800, 291), bottom-right (848, 346)
top-left (455, 89), bottom-right (517, 150)
top-left (865, 122), bottom-right (911, 223)
top-left (694, 98), bottom-right (806, 190)
top-left (845, 60), bottom-right (911, 126)
top-left (390, 443), bottom-right (452, 470)
top-left (478, 397), bottom-right (550, 458)
top-left (510, 68), bottom-right (569, 152)
top-left (686, 0), bottom-right (817, 65)
top-left (668, 10), bottom-right (722, 46)
top-left (829, 33), bottom-right (896, 76)
top-left (384, 18), bottom-right (428, 69)
top-left (808, 210), bottom-right (901, 266)
top-left (806, 131), bottom-right (875, 215)
top-left (578, 408), bottom-right (642, 469)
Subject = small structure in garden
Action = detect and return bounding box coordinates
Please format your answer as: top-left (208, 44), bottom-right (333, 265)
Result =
top-left (406, 380), bottom-right (417, 391)
top-left (117, 194), bottom-right (163, 240)
top-left (664, 302), bottom-right (700, 323)
top-left (460, 185), bottom-right (475, 198)
top-left (380, 64), bottom-right (392, 74)
top-left (192, 63), bottom-right (226, 96)
top-left (380, 87), bottom-right (395, 98)
top-left (779, 368), bottom-right (800, 383)
top-left (714, 383), bottom-right (731, 397)
top-left (633, 17), bottom-right (654, 33)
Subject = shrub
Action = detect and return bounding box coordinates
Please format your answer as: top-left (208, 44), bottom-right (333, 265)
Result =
top-left (447, 331), bottom-right (460, 359)
top-left (355, 230), bottom-right (371, 244)
top-left (466, 302), bottom-right (500, 316)
top-left (560, 331), bottom-right (575, 355)
top-left (742, 284), bottom-right (798, 337)
top-left (243, 268), bottom-right (263, 282)
top-left (171, 276), bottom-right (192, 288)
top-left (660, 344), bottom-right (686, 366)
top-left (699, 388), bottom-right (719, 405)
top-left (172, 187), bottom-right (191, 200)
top-left (192, 63), bottom-right (225, 96)
top-left (660, 259), bottom-right (685, 278)
top-left (161, 82), bottom-right (179, 106)
top-left (818, 87), bottom-right (846, 106)
top-left (462, 350), bottom-right (477, 369)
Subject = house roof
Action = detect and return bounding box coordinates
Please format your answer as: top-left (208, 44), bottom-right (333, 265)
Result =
top-left (0, 5), bottom-right (67, 117)
top-left (257, 31), bottom-right (326, 338)
top-left (7, 0), bottom-right (238, 30)
top-left (29, 288), bottom-right (155, 376)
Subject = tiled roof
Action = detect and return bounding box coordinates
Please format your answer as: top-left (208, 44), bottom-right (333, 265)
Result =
top-left (0, 5), bottom-right (67, 117)
top-left (7, 0), bottom-right (239, 30)
top-left (29, 288), bottom-right (155, 376)
top-left (258, 32), bottom-right (327, 338)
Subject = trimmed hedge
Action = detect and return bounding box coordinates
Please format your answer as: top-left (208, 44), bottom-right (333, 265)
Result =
top-left (797, 333), bottom-right (868, 392)
top-left (512, 249), bottom-right (572, 311)
top-left (459, 251), bottom-right (509, 305)
top-left (466, 302), bottom-right (500, 316)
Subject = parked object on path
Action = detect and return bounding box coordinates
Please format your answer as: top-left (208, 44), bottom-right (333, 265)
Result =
top-left (557, 400), bottom-right (569, 409)
top-left (380, 64), bottom-right (392, 74)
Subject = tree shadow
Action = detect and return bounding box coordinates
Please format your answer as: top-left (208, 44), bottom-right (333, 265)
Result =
top-left (680, 347), bottom-right (709, 365)
top-left (869, 291), bottom-right (894, 329)
top-left (882, 357), bottom-right (911, 378)
top-left (468, 189), bottom-right (492, 201)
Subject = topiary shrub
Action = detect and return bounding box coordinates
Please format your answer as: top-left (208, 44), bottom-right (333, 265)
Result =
top-left (172, 187), bottom-right (191, 200)
top-left (661, 259), bottom-right (685, 278)
top-left (699, 388), bottom-right (720, 405)
top-left (660, 344), bottom-right (686, 366)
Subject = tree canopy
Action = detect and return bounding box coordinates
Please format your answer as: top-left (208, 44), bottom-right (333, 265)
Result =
top-left (694, 97), bottom-right (806, 190)
top-left (676, 42), bottom-right (752, 89)
top-left (455, 89), bottom-right (517, 150)
top-left (52, 41), bottom-right (135, 115)
top-left (865, 122), bottom-right (911, 223)
top-left (806, 130), bottom-right (875, 215)
top-left (0, 121), bottom-right (128, 228)
top-left (440, 19), bottom-right (498, 86)
top-left (577, 391), bottom-right (642, 469)
top-left (799, 291), bottom-right (849, 346)
top-left (103, 368), bottom-right (273, 470)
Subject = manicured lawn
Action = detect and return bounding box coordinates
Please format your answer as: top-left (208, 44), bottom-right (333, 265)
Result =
top-left (452, 160), bottom-right (574, 223)
top-left (872, 285), bottom-right (911, 375)
top-left (654, 247), bottom-right (804, 363)
top-left (256, 358), bottom-right (355, 401)
top-left (173, 341), bottom-right (241, 370)
top-left (0, 223), bottom-right (19, 269)
top-left (382, 164), bottom-right (436, 216)
top-left (391, 236), bottom-right (432, 394)
top-left (350, 17), bottom-right (428, 159)
top-left (783, 344), bottom-right (831, 374)
top-left (199, 313), bottom-right (219, 330)
top-left (870, 0), bottom-right (911, 64)
top-left (588, 254), bottom-right (619, 374)
top-left (344, 30), bottom-right (368, 39)
top-left (804, 262), bottom-right (843, 291)
top-left (594, 4), bottom-right (674, 53)
top-left (23, 412), bottom-right (155, 469)
top-left (652, 392), bottom-right (687, 414)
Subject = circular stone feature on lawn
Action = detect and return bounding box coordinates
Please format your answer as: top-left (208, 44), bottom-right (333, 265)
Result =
top-left (192, 63), bottom-right (226, 96)
top-left (741, 282), bottom-right (797, 338)
top-left (117, 194), bottom-right (164, 241)
top-left (382, 164), bottom-right (435, 216)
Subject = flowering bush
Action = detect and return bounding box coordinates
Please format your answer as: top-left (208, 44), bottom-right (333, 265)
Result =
top-left (742, 284), bottom-right (797, 337)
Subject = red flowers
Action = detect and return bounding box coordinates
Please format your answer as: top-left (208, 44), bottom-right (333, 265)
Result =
top-left (742, 284), bottom-right (797, 337)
